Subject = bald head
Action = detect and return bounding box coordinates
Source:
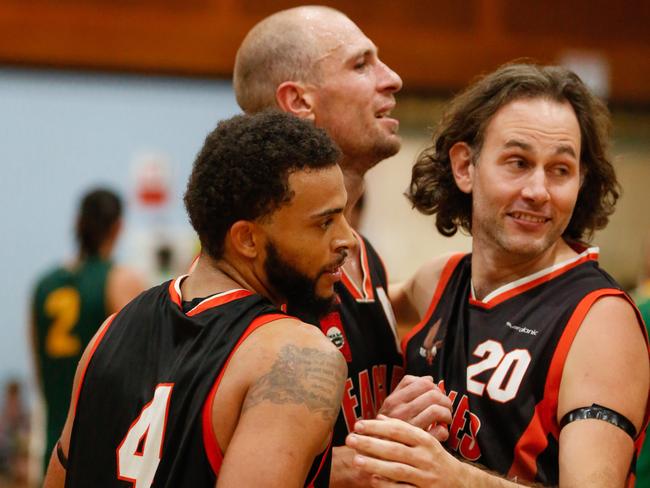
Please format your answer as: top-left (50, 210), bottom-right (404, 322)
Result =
top-left (233, 6), bottom-right (350, 113)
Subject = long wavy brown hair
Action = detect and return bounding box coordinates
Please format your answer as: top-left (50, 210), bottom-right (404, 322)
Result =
top-left (409, 62), bottom-right (620, 241)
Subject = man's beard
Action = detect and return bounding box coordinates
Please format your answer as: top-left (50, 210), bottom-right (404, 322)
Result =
top-left (264, 241), bottom-right (337, 320)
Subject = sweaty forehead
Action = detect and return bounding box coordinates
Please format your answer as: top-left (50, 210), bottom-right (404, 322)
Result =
top-left (307, 14), bottom-right (373, 63)
top-left (486, 98), bottom-right (581, 154)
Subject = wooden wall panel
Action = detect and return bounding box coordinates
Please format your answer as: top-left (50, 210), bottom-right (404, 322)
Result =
top-left (0, 0), bottom-right (649, 103)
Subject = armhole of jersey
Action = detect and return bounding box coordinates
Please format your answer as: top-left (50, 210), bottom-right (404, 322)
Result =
top-left (508, 288), bottom-right (642, 481)
top-left (72, 312), bottom-right (118, 416)
top-left (305, 433), bottom-right (333, 488)
top-left (400, 253), bottom-right (465, 355)
top-left (201, 313), bottom-right (289, 476)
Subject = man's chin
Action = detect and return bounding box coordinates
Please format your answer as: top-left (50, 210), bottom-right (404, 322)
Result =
top-left (375, 136), bottom-right (401, 160)
top-left (290, 294), bottom-right (336, 320)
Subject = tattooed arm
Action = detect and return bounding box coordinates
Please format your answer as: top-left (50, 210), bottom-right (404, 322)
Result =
top-left (216, 318), bottom-right (347, 488)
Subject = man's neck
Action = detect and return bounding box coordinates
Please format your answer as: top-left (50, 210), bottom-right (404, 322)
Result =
top-left (340, 164), bottom-right (366, 222)
top-left (470, 238), bottom-right (577, 301)
top-left (339, 162), bottom-right (367, 287)
top-left (182, 254), bottom-right (276, 303)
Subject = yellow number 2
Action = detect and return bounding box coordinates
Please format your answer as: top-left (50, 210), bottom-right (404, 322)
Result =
top-left (45, 287), bottom-right (81, 358)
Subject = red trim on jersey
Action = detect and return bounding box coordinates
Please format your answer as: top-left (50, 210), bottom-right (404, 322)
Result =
top-left (72, 313), bottom-right (117, 415)
top-left (341, 230), bottom-right (375, 301)
top-left (305, 434), bottom-right (333, 488)
top-left (187, 290), bottom-right (254, 316)
top-left (167, 276), bottom-right (254, 316)
top-left (507, 288), bottom-right (637, 481)
top-left (401, 253), bottom-right (466, 358)
top-left (470, 249), bottom-right (599, 310)
top-left (201, 313), bottom-right (289, 475)
top-left (168, 278), bottom-right (182, 307)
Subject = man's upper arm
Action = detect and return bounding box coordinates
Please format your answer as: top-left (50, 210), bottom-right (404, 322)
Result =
top-left (217, 321), bottom-right (347, 487)
top-left (558, 295), bottom-right (649, 487)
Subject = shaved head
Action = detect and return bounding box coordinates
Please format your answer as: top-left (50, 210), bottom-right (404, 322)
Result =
top-left (233, 6), bottom-right (350, 113)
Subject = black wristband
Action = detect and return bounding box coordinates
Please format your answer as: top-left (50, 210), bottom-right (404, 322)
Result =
top-left (56, 440), bottom-right (68, 470)
top-left (560, 403), bottom-right (637, 440)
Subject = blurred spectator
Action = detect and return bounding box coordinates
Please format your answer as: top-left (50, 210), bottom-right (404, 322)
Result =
top-left (0, 380), bottom-right (29, 487)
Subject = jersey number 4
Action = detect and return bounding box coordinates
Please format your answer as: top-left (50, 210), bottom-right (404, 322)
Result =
top-left (117, 384), bottom-right (173, 488)
top-left (466, 340), bottom-right (531, 403)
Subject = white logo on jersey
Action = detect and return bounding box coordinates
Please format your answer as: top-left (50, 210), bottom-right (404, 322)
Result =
top-left (326, 326), bottom-right (345, 349)
top-left (505, 321), bottom-right (538, 336)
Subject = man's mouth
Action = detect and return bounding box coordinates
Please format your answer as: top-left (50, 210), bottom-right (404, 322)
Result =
top-left (375, 103), bottom-right (396, 119)
top-left (323, 252), bottom-right (348, 276)
top-left (508, 211), bottom-right (550, 224)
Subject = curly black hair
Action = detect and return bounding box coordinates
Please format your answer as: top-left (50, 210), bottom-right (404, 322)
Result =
top-left (76, 188), bottom-right (122, 258)
top-left (409, 62), bottom-right (620, 241)
top-left (184, 110), bottom-right (341, 259)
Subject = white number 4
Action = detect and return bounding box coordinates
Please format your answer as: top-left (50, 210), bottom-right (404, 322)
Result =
top-left (117, 384), bottom-right (174, 488)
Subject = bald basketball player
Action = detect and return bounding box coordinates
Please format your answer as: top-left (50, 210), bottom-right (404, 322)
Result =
top-left (233, 7), bottom-right (452, 486)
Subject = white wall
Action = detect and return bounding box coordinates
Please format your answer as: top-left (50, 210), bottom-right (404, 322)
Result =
top-left (0, 68), bottom-right (240, 387)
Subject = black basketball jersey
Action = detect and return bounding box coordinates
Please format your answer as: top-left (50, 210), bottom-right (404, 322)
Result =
top-left (289, 233), bottom-right (403, 446)
top-left (403, 246), bottom-right (648, 485)
top-left (66, 277), bottom-right (331, 487)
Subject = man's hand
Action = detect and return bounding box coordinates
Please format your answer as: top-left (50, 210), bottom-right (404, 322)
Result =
top-left (346, 416), bottom-right (463, 487)
top-left (378, 375), bottom-right (452, 441)
top-left (346, 417), bottom-right (527, 488)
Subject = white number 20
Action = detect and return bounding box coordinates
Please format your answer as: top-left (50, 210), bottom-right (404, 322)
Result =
top-left (466, 340), bottom-right (531, 403)
top-left (117, 384), bottom-right (174, 488)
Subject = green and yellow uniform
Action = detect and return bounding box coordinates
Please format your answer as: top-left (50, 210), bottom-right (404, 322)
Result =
top-left (32, 257), bottom-right (112, 472)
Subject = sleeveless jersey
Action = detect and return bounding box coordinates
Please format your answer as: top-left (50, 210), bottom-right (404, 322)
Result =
top-left (32, 256), bottom-right (112, 468)
top-left (402, 247), bottom-right (649, 485)
top-left (66, 277), bottom-right (331, 487)
top-left (289, 233), bottom-right (403, 446)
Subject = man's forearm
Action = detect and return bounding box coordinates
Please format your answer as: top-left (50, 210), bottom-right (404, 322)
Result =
top-left (461, 461), bottom-right (550, 488)
top-left (329, 446), bottom-right (372, 488)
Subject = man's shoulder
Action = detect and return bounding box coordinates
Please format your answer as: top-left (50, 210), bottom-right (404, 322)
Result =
top-left (248, 315), bottom-right (342, 354)
top-left (412, 252), bottom-right (468, 296)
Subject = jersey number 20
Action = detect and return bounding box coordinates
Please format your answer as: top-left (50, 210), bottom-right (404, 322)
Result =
top-left (117, 384), bottom-right (173, 488)
top-left (466, 340), bottom-right (531, 403)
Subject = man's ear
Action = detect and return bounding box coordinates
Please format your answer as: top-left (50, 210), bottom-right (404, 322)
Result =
top-left (228, 221), bottom-right (260, 259)
top-left (276, 81), bottom-right (316, 121)
top-left (450, 142), bottom-right (475, 194)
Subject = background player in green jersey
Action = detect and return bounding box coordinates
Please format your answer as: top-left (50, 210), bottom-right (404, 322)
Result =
top-left (30, 188), bottom-right (144, 475)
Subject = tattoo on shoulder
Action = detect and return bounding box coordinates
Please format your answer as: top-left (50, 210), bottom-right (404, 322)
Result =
top-left (243, 344), bottom-right (345, 422)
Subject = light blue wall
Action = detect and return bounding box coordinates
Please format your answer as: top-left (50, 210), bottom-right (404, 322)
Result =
top-left (0, 68), bottom-right (240, 389)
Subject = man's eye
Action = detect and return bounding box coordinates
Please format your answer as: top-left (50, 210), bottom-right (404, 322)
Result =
top-left (509, 159), bottom-right (527, 169)
top-left (551, 166), bottom-right (570, 177)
